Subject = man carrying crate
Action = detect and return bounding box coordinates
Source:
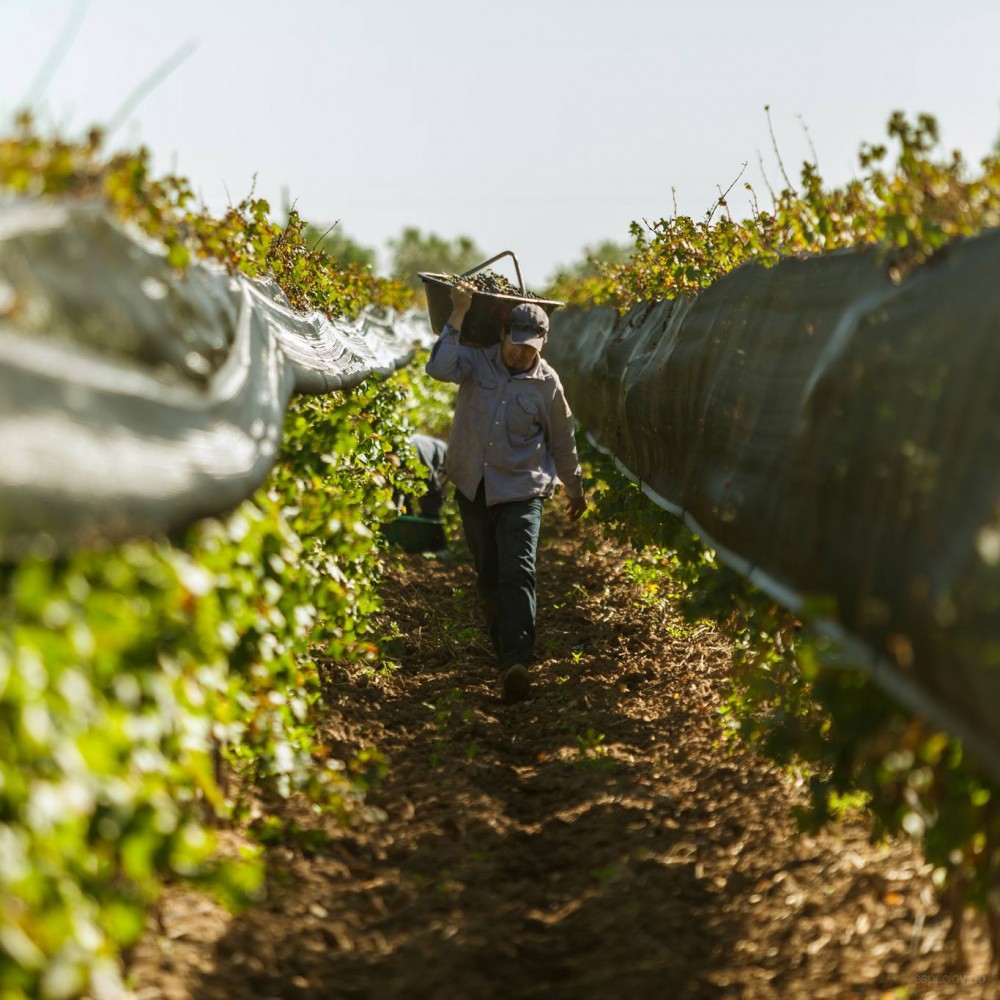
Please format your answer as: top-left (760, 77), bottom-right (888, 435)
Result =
top-left (426, 281), bottom-right (587, 703)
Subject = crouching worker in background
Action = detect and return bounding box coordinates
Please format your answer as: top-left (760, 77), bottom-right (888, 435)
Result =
top-left (385, 434), bottom-right (449, 554)
top-left (425, 281), bottom-right (587, 704)
top-left (399, 434), bottom-right (448, 521)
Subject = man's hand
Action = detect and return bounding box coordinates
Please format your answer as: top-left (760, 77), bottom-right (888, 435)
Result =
top-left (565, 494), bottom-right (587, 522)
top-left (448, 280), bottom-right (474, 329)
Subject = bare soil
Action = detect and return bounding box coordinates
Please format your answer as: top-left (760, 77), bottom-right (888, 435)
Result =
top-left (128, 513), bottom-right (996, 999)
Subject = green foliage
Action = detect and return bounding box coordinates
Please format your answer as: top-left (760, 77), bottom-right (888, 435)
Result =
top-left (0, 115), bottom-right (428, 995)
top-left (584, 441), bottom-right (1000, 940)
top-left (573, 726), bottom-right (613, 771)
top-left (557, 110), bottom-right (1000, 957)
top-left (0, 541), bottom-right (263, 998)
top-left (0, 371), bottom-right (422, 997)
top-left (563, 113), bottom-right (1000, 946)
top-left (6, 97), bottom-right (1000, 989)
top-left (546, 111), bottom-right (1000, 309)
top-left (0, 111), bottom-right (413, 319)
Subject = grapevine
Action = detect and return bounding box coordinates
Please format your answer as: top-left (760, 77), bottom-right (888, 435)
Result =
top-left (557, 110), bottom-right (1000, 963)
top-left (441, 268), bottom-right (543, 299)
top-left (0, 116), bottom-right (422, 997)
top-left (547, 111), bottom-right (1000, 309)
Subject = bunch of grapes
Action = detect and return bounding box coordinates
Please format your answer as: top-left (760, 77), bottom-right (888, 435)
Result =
top-left (447, 269), bottom-right (541, 299)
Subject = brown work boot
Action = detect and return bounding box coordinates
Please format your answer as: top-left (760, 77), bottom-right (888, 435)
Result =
top-left (499, 663), bottom-right (530, 704)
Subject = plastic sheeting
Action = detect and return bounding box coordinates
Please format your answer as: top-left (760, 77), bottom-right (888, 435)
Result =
top-left (545, 230), bottom-right (1000, 775)
top-left (0, 201), bottom-right (430, 559)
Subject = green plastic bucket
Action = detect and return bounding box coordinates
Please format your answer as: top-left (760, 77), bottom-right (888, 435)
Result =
top-left (383, 515), bottom-right (446, 553)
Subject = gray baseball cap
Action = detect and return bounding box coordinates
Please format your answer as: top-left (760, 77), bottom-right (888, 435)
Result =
top-left (507, 303), bottom-right (549, 350)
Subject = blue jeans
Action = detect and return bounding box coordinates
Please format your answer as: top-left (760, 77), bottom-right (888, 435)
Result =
top-left (456, 481), bottom-right (543, 669)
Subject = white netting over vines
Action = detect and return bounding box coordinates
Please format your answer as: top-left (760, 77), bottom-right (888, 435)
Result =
top-left (0, 201), bottom-right (430, 558)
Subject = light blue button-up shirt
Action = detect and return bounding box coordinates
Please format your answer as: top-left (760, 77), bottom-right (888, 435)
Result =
top-left (425, 323), bottom-right (584, 506)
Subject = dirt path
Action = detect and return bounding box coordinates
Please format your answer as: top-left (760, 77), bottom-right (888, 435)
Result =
top-left (129, 515), bottom-right (995, 999)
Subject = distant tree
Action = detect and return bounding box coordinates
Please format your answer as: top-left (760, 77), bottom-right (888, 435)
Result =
top-left (387, 227), bottom-right (484, 290)
top-left (304, 222), bottom-right (377, 270)
top-left (551, 239), bottom-right (633, 281)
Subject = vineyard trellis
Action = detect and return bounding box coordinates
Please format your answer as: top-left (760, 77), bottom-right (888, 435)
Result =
top-left (4, 107), bottom-right (1000, 994)
top-left (0, 199), bottom-right (432, 559)
top-left (545, 228), bottom-right (1000, 780)
top-left (0, 116), bottom-right (440, 999)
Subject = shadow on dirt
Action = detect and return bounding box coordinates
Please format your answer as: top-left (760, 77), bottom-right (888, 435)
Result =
top-left (185, 527), bottom-right (776, 999)
top-left (131, 517), bottom-right (997, 999)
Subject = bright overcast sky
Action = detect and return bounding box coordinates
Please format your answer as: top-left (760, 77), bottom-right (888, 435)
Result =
top-left (2, 0), bottom-right (1000, 286)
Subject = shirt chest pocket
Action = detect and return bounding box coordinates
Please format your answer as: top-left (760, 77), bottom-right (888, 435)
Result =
top-left (469, 375), bottom-right (497, 415)
top-left (506, 392), bottom-right (542, 438)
